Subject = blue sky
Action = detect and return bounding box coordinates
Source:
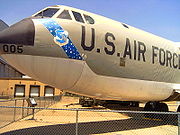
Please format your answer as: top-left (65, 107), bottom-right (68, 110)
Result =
top-left (0, 0), bottom-right (180, 41)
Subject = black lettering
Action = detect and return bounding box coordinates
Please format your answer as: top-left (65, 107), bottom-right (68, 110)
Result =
top-left (134, 40), bottom-right (137, 60)
top-left (2, 45), bottom-right (23, 53)
top-left (3, 45), bottom-right (8, 52)
top-left (159, 48), bottom-right (165, 66)
top-left (138, 41), bottom-right (146, 62)
top-left (123, 38), bottom-right (132, 59)
top-left (17, 45), bottom-right (23, 53)
top-left (166, 50), bottom-right (172, 68)
top-left (81, 26), bottom-right (95, 51)
top-left (104, 32), bottom-right (115, 55)
top-left (152, 46), bottom-right (159, 64)
top-left (10, 45), bottom-right (16, 53)
top-left (173, 53), bottom-right (178, 69)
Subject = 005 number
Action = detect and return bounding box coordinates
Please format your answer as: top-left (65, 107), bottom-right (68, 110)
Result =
top-left (3, 45), bottom-right (23, 53)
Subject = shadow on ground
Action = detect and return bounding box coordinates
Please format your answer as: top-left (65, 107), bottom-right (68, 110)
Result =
top-left (2, 114), bottom-right (177, 135)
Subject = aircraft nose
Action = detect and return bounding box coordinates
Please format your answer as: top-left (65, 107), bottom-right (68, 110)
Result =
top-left (0, 18), bottom-right (35, 46)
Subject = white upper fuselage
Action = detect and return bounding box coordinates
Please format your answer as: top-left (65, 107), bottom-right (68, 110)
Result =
top-left (0, 5), bottom-right (179, 102)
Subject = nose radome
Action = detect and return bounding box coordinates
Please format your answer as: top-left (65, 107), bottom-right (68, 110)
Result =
top-left (0, 18), bottom-right (35, 46)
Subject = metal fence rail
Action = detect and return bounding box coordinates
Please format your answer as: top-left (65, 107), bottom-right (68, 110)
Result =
top-left (0, 95), bottom-right (61, 129)
top-left (0, 106), bottom-right (179, 135)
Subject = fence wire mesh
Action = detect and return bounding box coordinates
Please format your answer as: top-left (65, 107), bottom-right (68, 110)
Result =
top-left (0, 106), bottom-right (179, 135)
top-left (0, 95), bottom-right (61, 129)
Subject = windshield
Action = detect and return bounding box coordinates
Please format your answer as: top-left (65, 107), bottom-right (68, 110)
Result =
top-left (58, 10), bottom-right (72, 20)
top-left (34, 8), bottom-right (59, 18)
top-left (72, 11), bottom-right (84, 23)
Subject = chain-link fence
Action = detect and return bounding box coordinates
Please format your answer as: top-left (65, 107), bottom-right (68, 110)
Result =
top-left (0, 95), bottom-right (61, 129)
top-left (0, 106), bottom-right (179, 135)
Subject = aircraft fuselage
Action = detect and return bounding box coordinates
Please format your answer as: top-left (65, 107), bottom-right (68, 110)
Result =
top-left (0, 5), bottom-right (179, 102)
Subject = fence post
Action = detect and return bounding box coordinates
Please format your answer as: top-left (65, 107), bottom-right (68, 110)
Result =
top-left (44, 97), bottom-right (46, 108)
top-left (32, 108), bottom-right (35, 120)
top-left (51, 97), bottom-right (52, 105)
top-left (76, 110), bottom-right (79, 135)
top-left (13, 100), bottom-right (17, 121)
top-left (53, 96), bottom-right (55, 104)
top-left (22, 99), bottom-right (25, 118)
top-left (39, 98), bottom-right (41, 111)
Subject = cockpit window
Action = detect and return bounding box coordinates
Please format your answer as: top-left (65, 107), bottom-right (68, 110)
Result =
top-left (72, 11), bottom-right (84, 23)
top-left (58, 10), bottom-right (72, 20)
top-left (35, 8), bottom-right (59, 18)
top-left (83, 14), bottom-right (95, 24)
top-left (122, 23), bottom-right (129, 29)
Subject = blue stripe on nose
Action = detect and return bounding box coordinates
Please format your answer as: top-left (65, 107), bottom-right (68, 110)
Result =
top-left (36, 19), bottom-right (83, 60)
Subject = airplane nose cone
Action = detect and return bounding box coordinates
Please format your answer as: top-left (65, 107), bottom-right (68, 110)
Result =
top-left (0, 18), bottom-right (35, 46)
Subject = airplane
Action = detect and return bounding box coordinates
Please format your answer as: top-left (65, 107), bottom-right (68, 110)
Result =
top-left (0, 5), bottom-right (180, 112)
top-left (0, 19), bottom-right (9, 31)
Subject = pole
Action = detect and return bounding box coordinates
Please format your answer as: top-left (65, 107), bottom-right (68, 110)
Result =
top-left (44, 97), bottom-right (46, 108)
top-left (32, 108), bottom-right (35, 120)
top-left (13, 100), bottom-right (17, 121)
top-left (76, 110), bottom-right (79, 135)
top-left (22, 99), bottom-right (25, 118)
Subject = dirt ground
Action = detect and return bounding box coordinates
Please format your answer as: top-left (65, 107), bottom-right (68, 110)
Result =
top-left (0, 96), bottom-right (178, 135)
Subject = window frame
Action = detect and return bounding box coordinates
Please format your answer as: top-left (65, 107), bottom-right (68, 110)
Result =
top-left (83, 14), bottom-right (95, 24)
top-left (44, 86), bottom-right (55, 97)
top-left (34, 8), bottom-right (60, 18)
top-left (57, 9), bottom-right (72, 20)
top-left (71, 11), bottom-right (85, 23)
top-left (14, 84), bottom-right (26, 97)
top-left (29, 85), bottom-right (40, 97)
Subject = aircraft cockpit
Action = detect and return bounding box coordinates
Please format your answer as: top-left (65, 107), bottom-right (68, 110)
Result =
top-left (34, 8), bottom-right (59, 18)
top-left (32, 6), bottom-right (95, 24)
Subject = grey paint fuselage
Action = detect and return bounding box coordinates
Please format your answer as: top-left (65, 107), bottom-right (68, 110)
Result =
top-left (0, 5), bottom-right (179, 102)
